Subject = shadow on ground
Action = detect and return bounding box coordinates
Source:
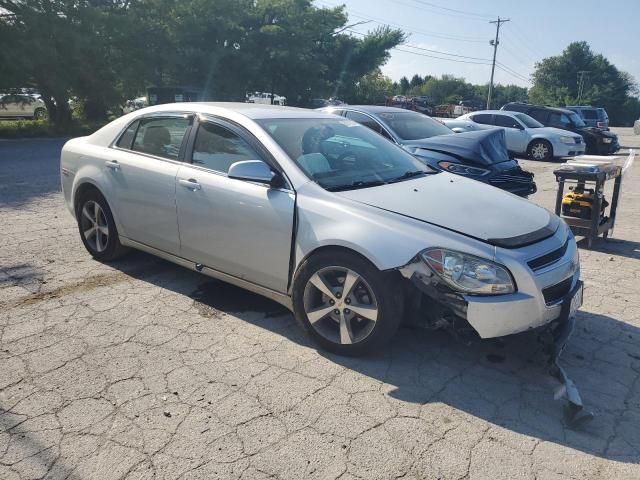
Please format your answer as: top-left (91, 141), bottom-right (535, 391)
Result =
top-left (103, 249), bottom-right (640, 465)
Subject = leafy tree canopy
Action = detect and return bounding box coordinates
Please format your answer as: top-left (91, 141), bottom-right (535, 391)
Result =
top-left (530, 41), bottom-right (639, 126)
top-left (0, 0), bottom-right (404, 123)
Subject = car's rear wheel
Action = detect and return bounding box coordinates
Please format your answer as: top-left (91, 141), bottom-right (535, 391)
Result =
top-left (527, 139), bottom-right (553, 161)
top-left (292, 250), bottom-right (402, 356)
top-left (33, 107), bottom-right (47, 120)
top-left (76, 189), bottom-right (128, 261)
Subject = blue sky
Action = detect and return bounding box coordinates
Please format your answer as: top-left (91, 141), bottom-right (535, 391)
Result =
top-left (317, 0), bottom-right (640, 89)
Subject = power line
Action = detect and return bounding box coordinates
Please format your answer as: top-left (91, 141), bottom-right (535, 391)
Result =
top-left (346, 29), bottom-right (493, 63)
top-left (393, 47), bottom-right (493, 65)
top-left (317, 0), bottom-right (488, 43)
top-left (408, 0), bottom-right (495, 20)
top-left (399, 42), bottom-right (492, 62)
top-left (495, 63), bottom-right (530, 83)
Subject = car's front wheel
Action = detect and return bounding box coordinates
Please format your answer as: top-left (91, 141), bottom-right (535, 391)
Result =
top-left (76, 189), bottom-right (128, 261)
top-left (33, 107), bottom-right (48, 120)
top-left (292, 250), bottom-right (402, 356)
top-left (527, 139), bottom-right (553, 161)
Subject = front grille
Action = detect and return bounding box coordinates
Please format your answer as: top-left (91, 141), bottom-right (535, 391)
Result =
top-left (542, 277), bottom-right (573, 305)
top-left (490, 174), bottom-right (534, 184)
top-left (527, 240), bottom-right (569, 271)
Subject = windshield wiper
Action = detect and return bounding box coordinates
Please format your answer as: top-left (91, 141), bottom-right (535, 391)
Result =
top-left (325, 179), bottom-right (387, 192)
top-left (387, 170), bottom-right (428, 183)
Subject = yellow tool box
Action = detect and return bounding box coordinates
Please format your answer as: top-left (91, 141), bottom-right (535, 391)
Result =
top-left (561, 187), bottom-right (608, 220)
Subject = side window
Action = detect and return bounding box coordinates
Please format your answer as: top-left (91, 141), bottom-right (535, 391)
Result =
top-left (528, 109), bottom-right (548, 123)
top-left (471, 114), bottom-right (493, 125)
top-left (116, 120), bottom-right (140, 149)
top-left (494, 115), bottom-right (521, 129)
top-left (132, 117), bottom-right (190, 160)
top-left (192, 122), bottom-right (262, 173)
top-left (330, 109), bottom-right (345, 117)
top-left (345, 111), bottom-right (384, 134)
top-left (549, 113), bottom-right (571, 128)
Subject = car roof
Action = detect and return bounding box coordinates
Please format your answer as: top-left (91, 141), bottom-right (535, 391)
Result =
top-left (466, 110), bottom-right (520, 116)
top-left (324, 105), bottom-right (414, 114)
top-left (132, 102), bottom-right (337, 120)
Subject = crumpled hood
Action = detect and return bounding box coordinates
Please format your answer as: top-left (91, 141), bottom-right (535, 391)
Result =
top-left (580, 127), bottom-right (617, 139)
top-left (336, 173), bottom-right (557, 248)
top-left (402, 129), bottom-right (510, 166)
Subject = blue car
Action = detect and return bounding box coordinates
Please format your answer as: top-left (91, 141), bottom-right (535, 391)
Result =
top-left (318, 105), bottom-right (536, 197)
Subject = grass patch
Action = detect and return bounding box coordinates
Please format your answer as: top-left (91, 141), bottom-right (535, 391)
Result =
top-left (0, 119), bottom-right (107, 139)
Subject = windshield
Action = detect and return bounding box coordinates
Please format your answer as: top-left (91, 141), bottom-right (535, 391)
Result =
top-left (375, 111), bottom-right (452, 140)
top-left (257, 118), bottom-right (435, 191)
top-left (568, 111), bottom-right (586, 128)
top-left (514, 113), bottom-right (543, 129)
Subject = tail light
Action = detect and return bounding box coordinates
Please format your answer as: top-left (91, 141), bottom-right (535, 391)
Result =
top-left (596, 121), bottom-right (605, 129)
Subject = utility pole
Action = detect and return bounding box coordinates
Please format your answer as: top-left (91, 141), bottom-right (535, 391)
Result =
top-left (487, 17), bottom-right (510, 110)
top-left (576, 71), bottom-right (589, 104)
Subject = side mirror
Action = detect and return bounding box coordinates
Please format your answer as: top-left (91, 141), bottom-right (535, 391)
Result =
top-left (228, 160), bottom-right (277, 186)
top-left (451, 127), bottom-right (465, 133)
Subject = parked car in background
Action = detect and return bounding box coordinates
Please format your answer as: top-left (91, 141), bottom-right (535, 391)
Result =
top-left (566, 105), bottom-right (609, 130)
top-left (246, 91), bottom-right (287, 106)
top-left (318, 105), bottom-right (536, 197)
top-left (61, 102), bottom-right (581, 357)
top-left (0, 93), bottom-right (48, 120)
top-left (123, 96), bottom-right (148, 114)
top-left (444, 110), bottom-right (585, 161)
top-left (634, 118), bottom-right (640, 135)
top-left (501, 103), bottom-right (619, 155)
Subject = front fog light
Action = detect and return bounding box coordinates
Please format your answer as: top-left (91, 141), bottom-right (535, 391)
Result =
top-left (421, 248), bottom-right (515, 295)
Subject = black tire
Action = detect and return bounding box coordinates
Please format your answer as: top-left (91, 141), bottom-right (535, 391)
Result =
top-left (527, 139), bottom-right (553, 161)
top-left (76, 188), bottom-right (129, 261)
top-left (33, 107), bottom-right (47, 120)
top-left (292, 249), bottom-right (403, 356)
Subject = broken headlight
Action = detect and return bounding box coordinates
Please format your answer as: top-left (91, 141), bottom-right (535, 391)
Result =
top-left (438, 161), bottom-right (490, 177)
top-left (421, 248), bottom-right (515, 295)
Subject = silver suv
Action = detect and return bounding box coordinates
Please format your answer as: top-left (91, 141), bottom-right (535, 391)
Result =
top-left (0, 93), bottom-right (48, 120)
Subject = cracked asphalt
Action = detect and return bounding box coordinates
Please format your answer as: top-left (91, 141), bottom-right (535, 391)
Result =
top-left (1, 129), bottom-right (639, 479)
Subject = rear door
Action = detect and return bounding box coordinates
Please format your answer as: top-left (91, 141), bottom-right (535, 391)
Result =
top-left (175, 117), bottom-right (295, 293)
top-left (106, 114), bottom-right (192, 255)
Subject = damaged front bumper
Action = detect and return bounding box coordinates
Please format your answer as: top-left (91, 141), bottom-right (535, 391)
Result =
top-left (399, 252), bottom-right (593, 428)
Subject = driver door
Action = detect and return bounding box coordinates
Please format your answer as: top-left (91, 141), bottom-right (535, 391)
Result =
top-left (492, 114), bottom-right (528, 153)
top-left (175, 118), bottom-right (295, 293)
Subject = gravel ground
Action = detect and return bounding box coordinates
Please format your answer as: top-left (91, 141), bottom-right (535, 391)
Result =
top-left (0, 129), bottom-right (639, 479)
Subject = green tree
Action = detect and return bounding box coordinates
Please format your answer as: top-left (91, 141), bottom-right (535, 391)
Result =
top-left (530, 41), bottom-right (639, 126)
top-left (399, 76), bottom-right (410, 94)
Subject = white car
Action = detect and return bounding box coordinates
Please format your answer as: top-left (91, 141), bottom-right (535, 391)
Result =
top-left (0, 93), bottom-right (48, 120)
top-left (444, 110), bottom-right (585, 161)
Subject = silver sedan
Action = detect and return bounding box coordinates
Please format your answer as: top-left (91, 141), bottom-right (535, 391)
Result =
top-left (61, 103), bottom-right (583, 357)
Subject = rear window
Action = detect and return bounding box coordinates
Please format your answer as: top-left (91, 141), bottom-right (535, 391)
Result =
top-left (376, 111), bottom-right (452, 140)
top-left (581, 109), bottom-right (598, 120)
top-left (471, 113), bottom-right (493, 125)
top-left (131, 117), bottom-right (190, 160)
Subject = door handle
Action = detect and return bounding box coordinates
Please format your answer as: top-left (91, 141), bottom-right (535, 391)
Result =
top-left (178, 178), bottom-right (202, 191)
top-left (105, 160), bottom-right (120, 170)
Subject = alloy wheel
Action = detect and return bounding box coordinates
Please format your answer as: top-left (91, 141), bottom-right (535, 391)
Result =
top-left (80, 200), bottom-right (109, 253)
top-left (531, 142), bottom-right (549, 160)
top-left (302, 266), bottom-right (379, 345)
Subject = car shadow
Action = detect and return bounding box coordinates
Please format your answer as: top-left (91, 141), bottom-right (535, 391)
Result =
top-left (577, 236), bottom-right (640, 260)
top-left (109, 250), bottom-right (639, 465)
